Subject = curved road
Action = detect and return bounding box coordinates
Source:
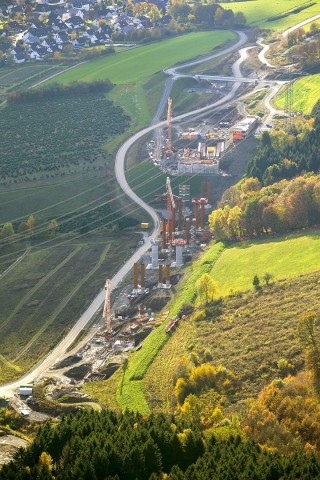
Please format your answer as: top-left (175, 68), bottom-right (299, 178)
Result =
top-left (0, 31), bottom-right (250, 399)
top-left (283, 14), bottom-right (320, 38)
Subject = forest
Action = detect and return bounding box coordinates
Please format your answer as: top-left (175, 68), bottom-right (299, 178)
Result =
top-left (1, 409), bottom-right (319, 480)
top-left (246, 110), bottom-right (320, 185)
top-left (209, 173), bottom-right (320, 241)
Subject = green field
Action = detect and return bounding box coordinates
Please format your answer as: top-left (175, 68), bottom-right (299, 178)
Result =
top-left (49, 31), bottom-right (235, 85)
top-left (220, 0), bottom-right (320, 30)
top-left (0, 176), bottom-right (106, 225)
top-left (0, 233), bottom-right (139, 384)
top-left (273, 73), bottom-right (320, 114)
top-left (212, 232), bottom-right (320, 295)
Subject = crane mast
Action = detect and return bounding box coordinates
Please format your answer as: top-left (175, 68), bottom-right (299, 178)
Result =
top-left (167, 97), bottom-right (172, 153)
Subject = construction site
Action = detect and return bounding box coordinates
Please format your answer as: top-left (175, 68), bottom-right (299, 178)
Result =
top-left (2, 102), bottom-right (261, 418)
top-left (147, 98), bottom-right (259, 176)
top-left (9, 175), bottom-right (214, 410)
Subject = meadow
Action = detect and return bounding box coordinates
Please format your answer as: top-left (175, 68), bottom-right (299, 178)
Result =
top-left (145, 269), bottom-right (319, 415)
top-left (211, 232), bottom-right (320, 295)
top-left (0, 176), bottom-right (106, 225)
top-left (49, 31), bottom-right (235, 86)
top-left (273, 73), bottom-right (320, 114)
top-left (220, 0), bottom-right (320, 31)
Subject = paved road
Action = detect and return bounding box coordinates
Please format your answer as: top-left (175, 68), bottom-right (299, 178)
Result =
top-left (257, 38), bottom-right (275, 69)
top-left (258, 14), bottom-right (320, 68)
top-left (283, 14), bottom-right (320, 38)
top-left (0, 31), bottom-right (251, 399)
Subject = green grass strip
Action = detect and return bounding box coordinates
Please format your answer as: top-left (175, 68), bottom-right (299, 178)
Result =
top-left (116, 242), bottom-right (224, 413)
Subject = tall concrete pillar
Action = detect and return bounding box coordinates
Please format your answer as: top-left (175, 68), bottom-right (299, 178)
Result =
top-left (151, 239), bottom-right (159, 269)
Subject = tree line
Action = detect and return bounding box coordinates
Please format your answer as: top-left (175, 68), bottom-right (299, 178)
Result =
top-left (209, 174), bottom-right (320, 241)
top-left (169, 2), bottom-right (246, 29)
top-left (0, 215), bottom-right (58, 244)
top-left (7, 81), bottom-right (114, 104)
top-left (247, 113), bottom-right (320, 186)
top-left (1, 408), bottom-right (319, 480)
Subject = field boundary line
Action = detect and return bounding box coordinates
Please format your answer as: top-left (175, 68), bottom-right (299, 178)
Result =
top-left (13, 243), bottom-right (111, 363)
top-left (30, 61), bottom-right (87, 89)
top-left (0, 247), bottom-right (31, 283)
top-left (0, 246), bottom-right (81, 333)
top-left (0, 353), bottom-right (21, 372)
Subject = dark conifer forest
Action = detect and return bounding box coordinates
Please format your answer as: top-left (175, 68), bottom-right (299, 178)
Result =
top-left (247, 111), bottom-right (320, 185)
top-left (1, 409), bottom-right (320, 480)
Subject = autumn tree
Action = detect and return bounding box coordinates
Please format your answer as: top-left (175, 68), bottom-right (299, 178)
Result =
top-left (240, 177), bottom-right (261, 195)
top-left (27, 214), bottom-right (35, 231)
top-left (263, 272), bottom-right (273, 286)
top-left (48, 219), bottom-right (58, 237)
top-left (1, 222), bottom-right (14, 240)
top-left (234, 11), bottom-right (246, 26)
top-left (298, 312), bottom-right (320, 393)
top-left (169, 2), bottom-right (191, 23)
top-left (196, 273), bottom-right (218, 305)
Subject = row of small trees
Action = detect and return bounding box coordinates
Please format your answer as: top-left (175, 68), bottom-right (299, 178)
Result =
top-left (0, 215), bottom-right (58, 243)
top-left (7, 81), bottom-right (113, 104)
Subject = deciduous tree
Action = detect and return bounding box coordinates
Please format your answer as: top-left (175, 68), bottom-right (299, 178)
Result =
top-left (196, 273), bottom-right (218, 305)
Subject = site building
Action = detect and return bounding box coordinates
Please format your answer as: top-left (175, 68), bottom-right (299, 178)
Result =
top-left (19, 385), bottom-right (33, 396)
top-left (232, 115), bottom-right (259, 140)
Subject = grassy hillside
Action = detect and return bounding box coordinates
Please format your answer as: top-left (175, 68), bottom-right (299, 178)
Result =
top-left (0, 176), bottom-right (106, 225)
top-left (145, 270), bottom-right (319, 415)
top-left (85, 230), bottom-right (320, 413)
top-left (211, 232), bottom-right (320, 295)
top-left (0, 64), bottom-right (68, 103)
top-left (219, 0), bottom-right (320, 30)
top-left (273, 73), bottom-right (320, 114)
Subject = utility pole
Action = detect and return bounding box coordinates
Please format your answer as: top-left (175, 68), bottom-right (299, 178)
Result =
top-left (284, 58), bottom-right (294, 132)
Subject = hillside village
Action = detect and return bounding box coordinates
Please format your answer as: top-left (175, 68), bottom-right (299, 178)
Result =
top-left (0, 0), bottom-right (171, 63)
